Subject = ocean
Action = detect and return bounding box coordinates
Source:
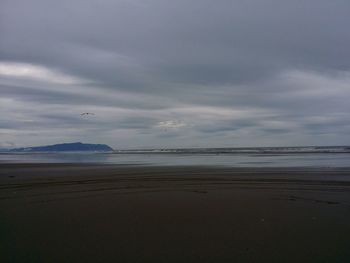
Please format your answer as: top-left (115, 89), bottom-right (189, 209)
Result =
top-left (1, 146), bottom-right (350, 167)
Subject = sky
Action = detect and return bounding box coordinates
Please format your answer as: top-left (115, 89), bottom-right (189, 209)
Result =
top-left (1, 0), bottom-right (350, 149)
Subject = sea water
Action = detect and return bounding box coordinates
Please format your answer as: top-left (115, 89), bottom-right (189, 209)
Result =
top-left (1, 146), bottom-right (350, 167)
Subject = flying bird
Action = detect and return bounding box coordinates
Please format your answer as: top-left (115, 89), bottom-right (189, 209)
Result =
top-left (80, 112), bottom-right (95, 116)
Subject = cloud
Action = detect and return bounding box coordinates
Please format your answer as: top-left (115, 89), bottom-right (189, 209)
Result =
top-left (0, 62), bottom-right (84, 84)
top-left (156, 120), bottom-right (187, 129)
top-left (1, 0), bottom-right (350, 148)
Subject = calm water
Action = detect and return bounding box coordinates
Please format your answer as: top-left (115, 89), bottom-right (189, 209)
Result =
top-left (1, 151), bottom-right (350, 167)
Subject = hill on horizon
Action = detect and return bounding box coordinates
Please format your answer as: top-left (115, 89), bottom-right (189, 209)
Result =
top-left (10, 142), bottom-right (114, 152)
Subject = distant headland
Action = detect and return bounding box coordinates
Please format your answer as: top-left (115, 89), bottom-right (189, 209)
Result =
top-left (10, 142), bottom-right (114, 152)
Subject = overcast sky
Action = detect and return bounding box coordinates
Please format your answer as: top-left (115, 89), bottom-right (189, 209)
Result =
top-left (1, 0), bottom-right (350, 149)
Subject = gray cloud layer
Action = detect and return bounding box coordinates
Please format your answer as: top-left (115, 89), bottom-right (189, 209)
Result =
top-left (1, 0), bottom-right (350, 148)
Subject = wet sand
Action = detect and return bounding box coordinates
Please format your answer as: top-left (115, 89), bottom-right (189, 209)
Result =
top-left (1, 164), bottom-right (350, 262)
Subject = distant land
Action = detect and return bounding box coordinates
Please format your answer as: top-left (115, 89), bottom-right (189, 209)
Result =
top-left (9, 142), bottom-right (114, 152)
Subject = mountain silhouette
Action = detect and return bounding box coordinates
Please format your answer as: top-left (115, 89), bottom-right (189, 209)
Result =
top-left (11, 142), bottom-right (113, 152)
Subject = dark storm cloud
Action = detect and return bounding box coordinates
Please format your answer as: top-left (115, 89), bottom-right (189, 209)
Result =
top-left (0, 82), bottom-right (174, 110)
top-left (1, 0), bottom-right (350, 147)
top-left (2, 0), bottom-right (350, 87)
top-left (196, 119), bottom-right (257, 134)
top-left (115, 116), bottom-right (160, 129)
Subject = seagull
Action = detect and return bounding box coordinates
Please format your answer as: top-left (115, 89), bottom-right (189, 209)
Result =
top-left (80, 112), bottom-right (95, 116)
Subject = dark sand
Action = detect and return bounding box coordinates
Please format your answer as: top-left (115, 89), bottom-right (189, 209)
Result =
top-left (1, 164), bottom-right (350, 262)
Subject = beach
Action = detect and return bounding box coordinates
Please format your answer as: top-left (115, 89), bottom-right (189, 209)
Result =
top-left (1, 164), bottom-right (350, 262)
